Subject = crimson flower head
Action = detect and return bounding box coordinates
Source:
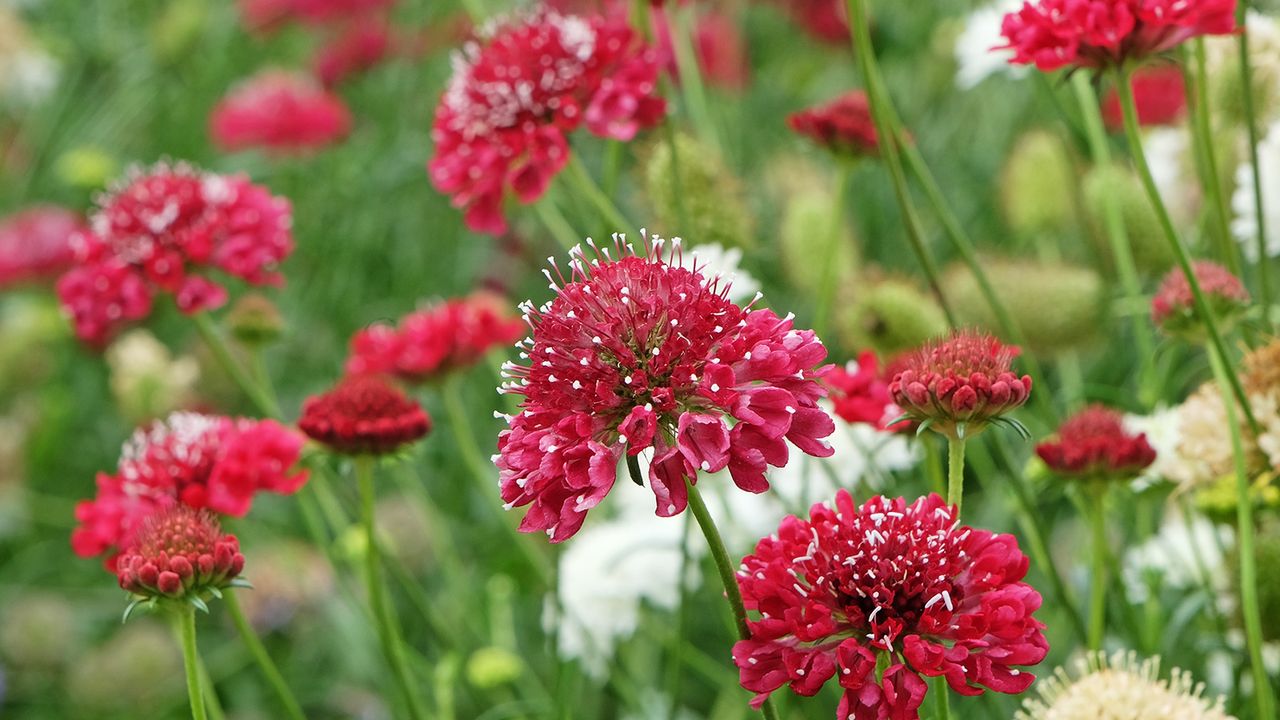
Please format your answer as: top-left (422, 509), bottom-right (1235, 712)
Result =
top-left (55, 163), bottom-right (294, 347)
top-left (238, 0), bottom-right (394, 33)
top-left (345, 291), bottom-right (525, 383)
top-left (313, 17), bottom-right (393, 87)
top-left (888, 331), bottom-right (1032, 440)
top-left (788, 91), bottom-right (880, 158)
top-left (210, 70), bottom-right (353, 154)
top-left (1000, 0), bottom-right (1238, 73)
top-left (652, 8), bottom-right (750, 92)
top-left (496, 232), bottom-right (835, 542)
top-left (734, 491), bottom-right (1048, 718)
top-left (72, 412), bottom-right (309, 566)
top-left (298, 374), bottom-right (432, 455)
top-left (116, 505), bottom-right (245, 604)
top-left (1101, 64), bottom-right (1187, 130)
top-left (429, 7), bottom-right (666, 235)
top-left (826, 351), bottom-right (905, 432)
top-left (1036, 404), bottom-right (1156, 480)
top-left (1151, 261), bottom-right (1250, 338)
top-left (0, 205), bottom-right (84, 288)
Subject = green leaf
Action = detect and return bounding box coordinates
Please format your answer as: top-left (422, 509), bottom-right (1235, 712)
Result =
top-left (190, 596), bottom-right (210, 614)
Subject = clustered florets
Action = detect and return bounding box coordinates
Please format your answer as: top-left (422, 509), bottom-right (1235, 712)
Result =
top-left (210, 69), bottom-right (352, 154)
top-left (116, 505), bottom-right (245, 603)
top-left (298, 373), bottom-right (432, 455)
top-left (787, 90), bottom-right (880, 157)
top-left (1151, 260), bottom-right (1251, 337)
top-left (1036, 404), bottom-right (1157, 480)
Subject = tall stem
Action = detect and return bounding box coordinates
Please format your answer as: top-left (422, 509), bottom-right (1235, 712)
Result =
top-left (933, 676), bottom-right (951, 720)
top-left (684, 479), bottom-right (780, 720)
top-left (946, 437), bottom-right (966, 514)
top-left (813, 163), bottom-right (851, 337)
top-left (1208, 345), bottom-right (1276, 719)
top-left (1238, 5), bottom-right (1274, 326)
top-left (223, 590), bottom-right (306, 720)
top-left (565, 154), bottom-right (633, 236)
top-left (669, 3), bottom-right (719, 151)
top-left (1113, 65), bottom-right (1260, 433)
top-left (357, 456), bottom-right (429, 720)
top-left (178, 606), bottom-right (208, 720)
top-left (1085, 486), bottom-right (1109, 651)
top-left (191, 312), bottom-right (281, 419)
top-left (1189, 40), bottom-right (1244, 275)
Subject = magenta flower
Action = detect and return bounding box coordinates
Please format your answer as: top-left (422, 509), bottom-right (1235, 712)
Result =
top-left (495, 232), bottom-right (835, 541)
top-left (210, 70), bottom-right (353, 154)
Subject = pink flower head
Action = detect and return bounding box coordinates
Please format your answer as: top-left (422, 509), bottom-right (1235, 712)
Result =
top-left (1036, 404), bottom-right (1156, 479)
top-left (116, 505), bottom-right (245, 602)
top-left (313, 17), bottom-right (393, 86)
top-left (1101, 63), bottom-right (1187, 130)
top-left (0, 205), bottom-right (84, 288)
top-left (788, 91), bottom-right (880, 158)
top-left (55, 163), bottom-right (294, 347)
top-left (888, 331), bottom-right (1032, 439)
top-left (999, 0), bottom-right (1238, 73)
top-left (345, 291), bottom-right (526, 383)
top-left (210, 70), bottom-right (353, 154)
top-left (297, 374), bottom-right (432, 455)
top-left (826, 351), bottom-right (906, 432)
top-left (495, 231), bottom-right (835, 542)
top-left (734, 491), bottom-right (1048, 718)
top-left (428, 7), bottom-right (666, 235)
top-left (238, 0), bottom-right (395, 33)
top-left (1151, 260), bottom-right (1250, 337)
top-left (72, 412), bottom-right (309, 567)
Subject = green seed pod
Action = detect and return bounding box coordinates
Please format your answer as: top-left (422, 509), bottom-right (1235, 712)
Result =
top-left (1083, 163), bottom-right (1174, 275)
top-left (643, 132), bottom-right (753, 248)
top-left (466, 647), bottom-right (524, 689)
top-left (778, 186), bottom-right (858, 304)
top-left (836, 275), bottom-right (947, 356)
top-left (1001, 130), bottom-right (1078, 242)
top-left (227, 293), bottom-right (285, 346)
top-left (0, 593), bottom-right (79, 671)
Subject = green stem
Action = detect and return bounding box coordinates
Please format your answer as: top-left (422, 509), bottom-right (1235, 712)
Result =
top-left (946, 437), bottom-right (966, 515)
top-left (191, 312), bottom-right (281, 419)
top-left (669, 4), bottom-right (719, 152)
top-left (1113, 64), bottom-right (1260, 434)
top-left (1190, 40), bottom-right (1244, 276)
top-left (813, 163), bottom-right (851, 337)
top-left (845, 0), bottom-right (957, 327)
top-left (565, 154), bottom-right (633, 236)
top-left (1239, 5), bottom-right (1274, 327)
top-left (535, 194), bottom-right (582, 253)
top-left (660, 120), bottom-right (692, 235)
top-left (178, 606), bottom-right (208, 720)
top-left (1085, 486), bottom-right (1108, 651)
top-left (1208, 345), bottom-right (1276, 719)
top-left (684, 480), bottom-right (780, 720)
top-left (357, 456), bottom-right (429, 720)
top-left (923, 436), bottom-right (946, 497)
top-left (223, 590), bottom-right (306, 720)
top-left (933, 676), bottom-right (951, 720)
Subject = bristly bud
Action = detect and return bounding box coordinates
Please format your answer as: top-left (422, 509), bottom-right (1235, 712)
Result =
top-left (1000, 130), bottom-right (1077, 244)
top-left (778, 180), bottom-right (859, 304)
top-left (298, 374), bottom-right (432, 456)
top-left (1151, 261), bottom-right (1251, 340)
top-left (836, 275), bottom-right (947, 357)
top-left (642, 131), bottom-right (754, 250)
top-left (1083, 163), bottom-right (1175, 275)
top-left (1016, 651), bottom-right (1231, 720)
top-left (226, 292), bottom-right (285, 346)
top-left (115, 505), bottom-right (244, 606)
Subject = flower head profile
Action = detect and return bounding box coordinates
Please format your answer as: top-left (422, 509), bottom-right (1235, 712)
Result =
top-left (734, 491), bottom-right (1048, 718)
top-left (429, 7), bottom-right (666, 234)
top-left (0, 206), bottom-right (83, 288)
top-left (495, 231), bottom-right (835, 542)
top-left (298, 374), bottom-right (432, 455)
top-left (1036, 404), bottom-right (1157, 481)
top-left (826, 351), bottom-right (905, 432)
top-left (1151, 261), bottom-right (1250, 338)
top-left (116, 505), bottom-right (245, 605)
top-left (55, 163), bottom-right (294, 347)
top-left (1000, 0), bottom-right (1238, 72)
top-left (210, 70), bottom-right (353, 154)
top-left (1016, 651), bottom-right (1233, 720)
top-left (888, 331), bottom-right (1032, 439)
top-left (788, 91), bottom-right (880, 158)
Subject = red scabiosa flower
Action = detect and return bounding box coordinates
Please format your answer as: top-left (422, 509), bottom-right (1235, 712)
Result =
top-left (1036, 404), bottom-right (1156, 480)
top-left (72, 412), bottom-right (308, 566)
top-left (999, 0), bottom-right (1238, 73)
top-left (734, 491), bottom-right (1048, 718)
top-left (0, 205), bottom-right (83, 288)
top-left (312, 17), bottom-right (393, 86)
top-left (768, 0), bottom-right (848, 45)
top-left (298, 374), bottom-right (432, 455)
top-left (1150, 260), bottom-right (1250, 337)
top-left (210, 70), bottom-right (353, 154)
top-left (428, 7), bottom-right (666, 235)
top-left (888, 331), bottom-right (1032, 440)
top-left (116, 505), bottom-right (245, 603)
top-left (1101, 64), bottom-right (1187, 130)
top-left (495, 232), bottom-right (835, 542)
top-left (55, 163), bottom-right (294, 347)
top-left (827, 351), bottom-right (905, 432)
top-left (345, 291), bottom-right (525, 383)
top-left (788, 91), bottom-right (880, 158)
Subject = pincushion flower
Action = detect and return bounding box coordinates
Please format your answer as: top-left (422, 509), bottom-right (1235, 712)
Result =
top-left (55, 163), bottom-right (294, 347)
top-left (495, 232), bottom-right (835, 542)
top-left (999, 0), bottom-right (1238, 72)
top-left (1016, 651), bottom-right (1233, 720)
top-left (72, 412), bottom-right (308, 565)
top-left (0, 205), bottom-right (83, 288)
top-left (888, 331), bottom-right (1032, 439)
top-left (345, 292), bottom-right (525, 383)
top-left (116, 505), bottom-right (245, 604)
top-left (1036, 404), bottom-right (1157, 480)
top-left (298, 374), bottom-right (432, 455)
top-left (1101, 64), bottom-right (1187, 130)
top-left (210, 70), bottom-right (353, 154)
top-left (734, 491), bottom-right (1048, 718)
top-left (826, 351), bottom-right (904, 431)
top-left (428, 7), bottom-right (666, 234)
top-left (788, 91), bottom-right (880, 157)
top-left (1150, 261), bottom-right (1250, 337)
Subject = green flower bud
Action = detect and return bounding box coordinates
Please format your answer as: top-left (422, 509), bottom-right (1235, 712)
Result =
top-left (643, 132), bottom-right (753, 248)
top-left (466, 647), bottom-right (524, 689)
top-left (836, 275), bottom-right (947, 356)
top-left (1083, 163), bottom-right (1174, 275)
top-left (1001, 130), bottom-right (1078, 242)
top-left (779, 185), bottom-right (858, 304)
top-left (227, 293), bottom-right (285, 346)
top-left (54, 147), bottom-right (117, 191)
top-left (150, 0), bottom-right (209, 64)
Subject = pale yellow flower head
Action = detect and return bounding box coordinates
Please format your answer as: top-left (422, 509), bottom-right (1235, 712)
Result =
top-left (1017, 651), bottom-right (1233, 720)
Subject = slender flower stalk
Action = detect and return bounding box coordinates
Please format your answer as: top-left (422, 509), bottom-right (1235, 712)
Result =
top-left (812, 162), bottom-right (851, 338)
top-left (191, 312), bottom-right (281, 419)
top-left (564, 154), bottom-right (635, 235)
top-left (1085, 486), bottom-right (1108, 651)
top-left (1187, 40), bottom-right (1244, 275)
top-left (1238, 5), bottom-right (1274, 325)
top-left (178, 605), bottom-right (208, 720)
top-left (223, 590), bottom-right (306, 720)
top-left (947, 437), bottom-right (966, 515)
top-left (668, 2), bottom-right (719, 151)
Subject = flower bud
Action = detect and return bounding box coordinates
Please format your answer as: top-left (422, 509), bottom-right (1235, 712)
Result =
top-left (53, 147), bottom-right (117, 191)
top-left (836, 275), bottom-right (947, 357)
top-left (466, 647), bottom-right (524, 689)
top-left (1151, 261), bottom-right (1250, 340)
top-left (778, 185), bottom-right (858, 304)
top-left (227, 292), bottom-right (285, 346)
top-left (1001, 130), bottom-right (1077, 243)
top-left (642, 131), bottom-right (753, 249)
top-left (1082, 163), bottom-right (1175, 275)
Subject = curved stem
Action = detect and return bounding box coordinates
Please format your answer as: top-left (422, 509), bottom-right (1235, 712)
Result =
top-left (1085, 486), bottom-right (1109, 651)
top-left (224, 590), bottom-right (306, 720)
top-left (946, 437), bottom-right (966, 515)
top-left (1238, 5), bottom-right (1274, 327)
top-left (813, 163), bottom-right (851, 338)
top-left (565, 154), bottom-right (633, 236)
top-left (684, 480), bottom-right (780, 720)
top-left (1189, 40), bottom-right (1244, 276)
top-left (933, 676), bottom-right (951, 720)
top-left (669, 3), bottom-right (719, 151)
top-left (191, 312), bottom-right (281, 419)
top-left (178, 605), bottom-right (208, 720)
top-left (357, 456), bottom-right (429, 720)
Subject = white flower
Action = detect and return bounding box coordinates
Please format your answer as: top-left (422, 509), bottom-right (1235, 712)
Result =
top-left (105, 329), bottom-right (200, 423)
top-left (686, 243), bottom-right (759, 305)
top-left (953, 0), bottom-right (1024, 90)
top-left (1124, 407), bottom-right (1182, 488)
top-left (1145, 127), bottom-right (1201, 227)
top-left (0, 6), bottom-right (58, 106)
top-left (1232, 119), bottom-right (1280, 261)
top-left (1122, 509), bottom-right (1231, 604)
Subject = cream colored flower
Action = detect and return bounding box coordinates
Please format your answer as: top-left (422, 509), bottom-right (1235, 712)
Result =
top-left (105, 329), bottom-right (199, 423)
top-left (1017, 651), bottom-right (1234, 720)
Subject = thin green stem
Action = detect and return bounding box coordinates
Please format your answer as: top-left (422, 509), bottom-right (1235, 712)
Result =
top-left (684, 480), bottom-right (780, 720)
top-left (924, 436), bottom-right (945, 497)
top-left (196, 658), bottom-right (226, 720)
top-left (813, 163), bottom-right (851, 337)
top-left (1239, 5), bottom-right (1274, 327)
top-left (946, 437), bottom-right (966, 515)
top-left (1208, 345), bottom-right (1276, 719)
top-left (933, 676), bottom-right (952, 720)
top-left (669, 4), bottom-right (719, 151)
top-left (357, 456), bottom-right (429, 720)
top-left (1190, 40), bottom-right (1244, 276)
top-left (660, 120), bottom-right (692, 234)
top-left (846, 0), bottom-right (956, 326)
top-left (1114, 65), bottom-right (1260, 434)
top-left (535, 194), bottom-right (582, 253)
top-left (223, 590), bottom-right (306, 720)
top-left (191, 312), bottom-right (281, 419)
top-left (565, 154), bottom-right (633, 236)
top-left (178, 606), bottom-right (208, 720)
top-left (1085, 486), bottom-right (1109, 651)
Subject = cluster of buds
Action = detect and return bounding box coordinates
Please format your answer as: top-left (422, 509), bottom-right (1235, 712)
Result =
top-left (117, 506), bottom-right (247, 617)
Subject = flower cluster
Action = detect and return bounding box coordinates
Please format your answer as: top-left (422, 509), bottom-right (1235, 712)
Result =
top-left (0, 205), bottom-right (83, 288)
top-left (429, 8), bottom-right (666, 234)
top-left (734, 491), bottom-right (1048, 718)
top-left (1036, 404), bottom-right (1157, 481)
top-left (1150, 261), bottom-right (1251, 337)
top-left (888, 331), bottom-right (1032, 439)
top-left (345, 292), bottom-right (525, 383)
top-left (826, 351), bottom-right (905, 431)
top-left (1101, 64), bottom-right (1187, 131)
top-left (1016, 651), bottom-right (1232, 720)
top-left (298, 374), bottom-right (432, 455)
top-left (116, 505), bottom-right (245, 602)
top-left (1000, 0), bottom-right (1238, 72)
top-left (210, 70), bottom-right (352, 154)
top-left (72, 412), bottom-right (308, 565)
top-left (495, 233), bottom-right (835, 541)
top-left (55, 163), bottom-right (294, 347)
top-left (788, 91), bottom-right (880, 157)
